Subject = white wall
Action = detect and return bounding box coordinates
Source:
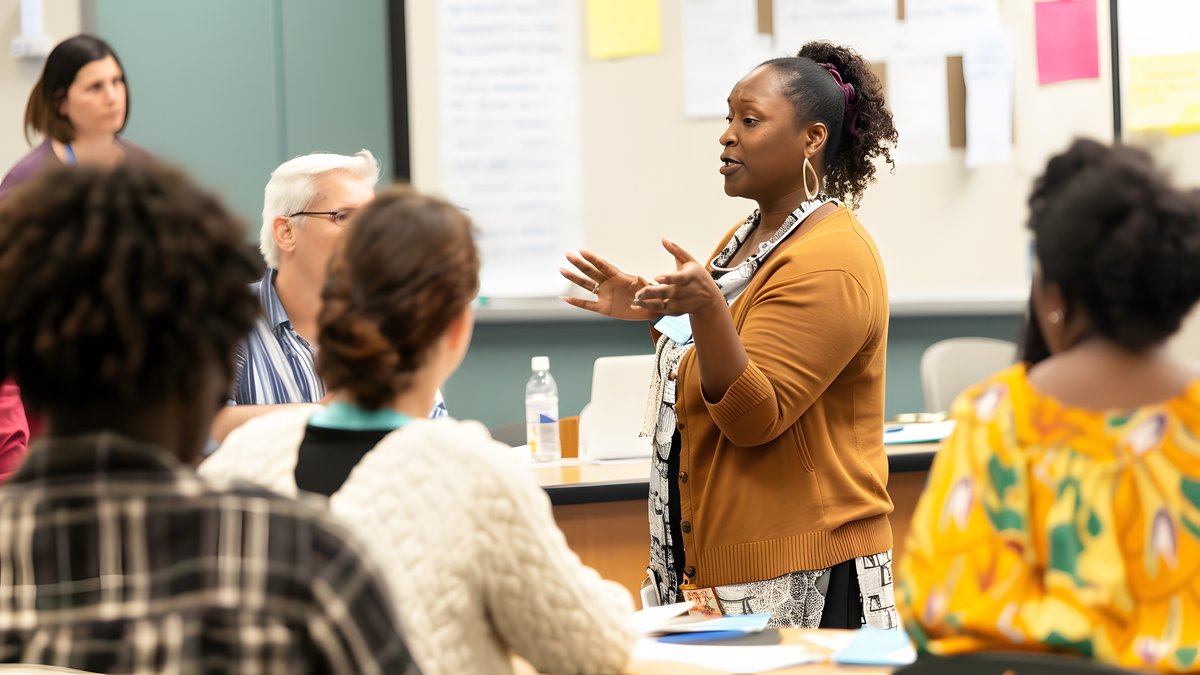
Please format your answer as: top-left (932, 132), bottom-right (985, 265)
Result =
top-left (0, 0), bottom-right (80, 171)
top-left (1138, 135), bottom-right (1200, 361)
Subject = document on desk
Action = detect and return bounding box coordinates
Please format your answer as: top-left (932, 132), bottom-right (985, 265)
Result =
top-left (633, 602), bottom-right (770, 635)
top-left (631, 638), bottom-right (824, 672)
top-left (883, 421), bottom-right (956, 445)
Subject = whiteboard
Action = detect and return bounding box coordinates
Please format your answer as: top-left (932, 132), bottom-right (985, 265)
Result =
top-left (403, 0), bottom-right (1115, 316)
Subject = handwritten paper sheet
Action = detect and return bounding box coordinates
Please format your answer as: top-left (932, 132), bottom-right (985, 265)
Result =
top-left (1034, 0), bottom-right (1100, 85)
top-left (773, 0), bottom-right (898, 62)
top-left (964, 28), bottom-right (1014, 166)
top-left (681, 0), bottom-right (775, 118)
top-left (888, 34), bottom-right (951, 164)
top-left (437, 0), bottom-right (583, 297)
top-left (903, 0), bottom-right (999, 55)
top-left (586, 0), bottom-right (662, 60)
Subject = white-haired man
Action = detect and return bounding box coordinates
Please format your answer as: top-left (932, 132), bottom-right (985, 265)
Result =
top-left (212, 150), bottom-right (446, 441)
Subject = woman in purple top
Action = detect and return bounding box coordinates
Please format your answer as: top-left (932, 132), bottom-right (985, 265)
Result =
top-left (0, 34), bottom-right (149, 199)
top-left (0, 34), bottom-right (150, 480)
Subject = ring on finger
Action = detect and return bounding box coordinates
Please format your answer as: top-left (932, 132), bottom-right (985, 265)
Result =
top-left (592, 281), bottom-right (601, 294)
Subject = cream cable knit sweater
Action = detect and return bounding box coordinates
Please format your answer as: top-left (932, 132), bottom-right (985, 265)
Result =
top-left (201, 407), bottom-right (635, 675)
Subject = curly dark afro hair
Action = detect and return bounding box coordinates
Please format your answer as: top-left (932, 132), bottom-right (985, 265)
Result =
top-left (0, 162), bottom-right (260, 412)
top-left (1028, 138), bottom-right (1200, 352)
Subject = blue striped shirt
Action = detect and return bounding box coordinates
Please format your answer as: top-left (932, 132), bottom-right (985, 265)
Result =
top-left (231, 269), bottom-right (448, 418)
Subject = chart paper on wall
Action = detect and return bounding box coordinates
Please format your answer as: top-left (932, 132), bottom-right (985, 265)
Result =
top-left (437, 0), bottom-right (583, 298)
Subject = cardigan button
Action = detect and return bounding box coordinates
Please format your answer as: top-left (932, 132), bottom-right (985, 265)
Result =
top-left (679, 471), bottom-right (688, 484)
top-left (681, 521), bottom-right (692, 534)
top-left (684, 565), bottom-right (696, 577)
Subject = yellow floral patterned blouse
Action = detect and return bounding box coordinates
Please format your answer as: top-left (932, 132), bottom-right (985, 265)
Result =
top-left (897, 363), bottom-right (1200, 672)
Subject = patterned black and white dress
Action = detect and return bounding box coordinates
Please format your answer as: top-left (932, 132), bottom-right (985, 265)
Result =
top-left (642, 198), bottom-right (899, 629)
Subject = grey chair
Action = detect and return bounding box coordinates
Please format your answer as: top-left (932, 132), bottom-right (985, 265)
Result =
top-left (919, 337), bottom-right (1018, 412)
top-left (488, 420), bottom-right (526, 447)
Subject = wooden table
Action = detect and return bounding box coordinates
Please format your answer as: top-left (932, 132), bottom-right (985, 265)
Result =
top-left (534, 443), bottom-right (940, 600)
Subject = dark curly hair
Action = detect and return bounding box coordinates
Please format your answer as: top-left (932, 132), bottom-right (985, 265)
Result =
top-left (760, 42), bottom-right (897, 207)
top-left (0, 163), bottom-right (260, 412)
top-left (317, 185), bottom-right (479, 410)
top-left (1029, 138), bottom-right (1200, 352)
top-left (1019, 297), bottom-right (1051, 366)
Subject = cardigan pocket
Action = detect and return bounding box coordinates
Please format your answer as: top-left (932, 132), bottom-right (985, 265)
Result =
top-left (790, 424), bottom-right (816, 473)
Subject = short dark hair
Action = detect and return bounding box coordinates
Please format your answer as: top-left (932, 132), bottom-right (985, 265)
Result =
top-left (0, 163), bottom-right (259, 412)
top-left (317, 185), bottom-right (479, 410)
top-left (24, 34), bottom-right (129, 144)
top-left (1029, 138), bottom-right (1200, 352)
top-left (760, 41), bottom-right (898, 207)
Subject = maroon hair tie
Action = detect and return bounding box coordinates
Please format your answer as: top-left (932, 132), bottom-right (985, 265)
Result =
top-left (818, 62), bottom-right (860, 139)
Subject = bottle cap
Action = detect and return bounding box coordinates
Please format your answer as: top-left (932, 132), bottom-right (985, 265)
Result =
top-left (531, 355), bottom-right (550, 372)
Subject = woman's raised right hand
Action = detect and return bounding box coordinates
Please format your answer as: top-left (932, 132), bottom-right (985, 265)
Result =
top-left (560, 250), bottom-right (662, 321)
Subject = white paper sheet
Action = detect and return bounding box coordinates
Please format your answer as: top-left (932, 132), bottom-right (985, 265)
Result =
top-left (632, 602), bottom-right (693, 634)
top-left (964, 28), bottom-right (1014, 168)
top-left (681, 0), bottom-right (776, 118)
top-left (773, 0), bottom-right (898, 62)
top-left (1119, 0), bottom-right (1200, 58)
top-left (19, 0), bottom-right (43, 37)
top-left (903, 0), bottom-right (999, 55)
top-left (436, 0), bottom-right (583, 298)
top-left (887, 33), bottom-right (951, 165)
top-left (631, 637), bottom-right (825, 672)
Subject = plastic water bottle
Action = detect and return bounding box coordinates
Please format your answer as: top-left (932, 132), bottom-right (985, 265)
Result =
top-left (525, 355), bottom-right (561, 462)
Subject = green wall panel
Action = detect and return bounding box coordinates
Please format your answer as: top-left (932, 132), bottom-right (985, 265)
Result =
top-left (94, 0), bottom-right (393, 236)
top-left (95, 0), bottom-right (283, 233)
top-left (278, 0), bottom-right (394, 182)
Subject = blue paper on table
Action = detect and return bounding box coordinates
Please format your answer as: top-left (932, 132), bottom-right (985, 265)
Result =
top-left (832, 627), bottom-right (917, 666)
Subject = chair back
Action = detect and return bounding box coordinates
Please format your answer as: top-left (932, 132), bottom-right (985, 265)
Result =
top-left (920, 337), bottom-right (1018, 412)
top-left (488, 420), bottom-right (527, 447)
top-left (580, 354), bottom-right (655, 460)
top-left (896, 651), bottom-right (1138, 674)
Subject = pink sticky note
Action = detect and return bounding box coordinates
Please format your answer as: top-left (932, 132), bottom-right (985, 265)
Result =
top-left (1035, 0), bottom-right (1100, 85)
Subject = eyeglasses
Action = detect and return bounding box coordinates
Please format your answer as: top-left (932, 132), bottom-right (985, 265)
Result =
top-left (288, 208), bottom-right (357, 226)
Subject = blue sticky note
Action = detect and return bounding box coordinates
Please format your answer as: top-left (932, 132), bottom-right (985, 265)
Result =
top-left (654, 314), bottom-right (693, 344)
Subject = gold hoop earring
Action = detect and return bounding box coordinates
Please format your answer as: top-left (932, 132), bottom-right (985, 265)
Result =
top-left (803, 157), bottom-right (821, 201)
top-left (1047, 310), bottom-right (1062, 324)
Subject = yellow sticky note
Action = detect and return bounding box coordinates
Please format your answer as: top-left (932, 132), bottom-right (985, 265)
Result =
top-left (586, 0), bottom-right (662, 60)
top-left (1128, 53), bottom-right (1200, 137)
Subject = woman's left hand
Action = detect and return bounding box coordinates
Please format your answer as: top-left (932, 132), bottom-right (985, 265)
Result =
top-left (634, 239), bottom-right (725, 317)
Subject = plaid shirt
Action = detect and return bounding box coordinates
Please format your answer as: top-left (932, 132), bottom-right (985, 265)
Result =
top-left (0, 432), bottom-right (419, 674)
